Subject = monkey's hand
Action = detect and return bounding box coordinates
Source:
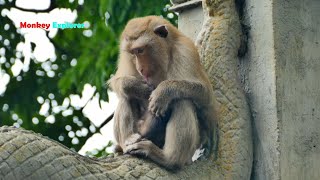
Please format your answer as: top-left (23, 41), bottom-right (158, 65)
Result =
top-left (119, 76), bottom-right (153, 99)
top-left (123, 139), bottom-right (153, 157)
top-left (148, 87), bottom-right (171, 117)
top-left (124, 133), bottom-right (142, 146)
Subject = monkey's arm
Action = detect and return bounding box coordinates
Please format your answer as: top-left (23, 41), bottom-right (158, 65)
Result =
top-left (110, 76), bottom-right (152, 99)
top-left (149, 80), bottom-right (212, 117)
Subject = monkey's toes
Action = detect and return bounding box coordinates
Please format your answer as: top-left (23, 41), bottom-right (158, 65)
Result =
top-left (128, 149), bottom-right (148, 157)
top-left (124, 143), bottom-right (149, 157)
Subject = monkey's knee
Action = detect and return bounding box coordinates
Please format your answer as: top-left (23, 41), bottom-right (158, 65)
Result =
top-left (162, 100), bottom-right (200, 166)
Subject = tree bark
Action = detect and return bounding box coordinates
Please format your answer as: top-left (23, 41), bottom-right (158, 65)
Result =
top-left (0, 0), bottom-right (252, 179)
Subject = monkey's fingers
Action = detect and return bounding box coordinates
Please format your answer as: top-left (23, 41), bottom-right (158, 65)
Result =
top-left (148, 103), bottom-right (156, 115)
top-left (148, 102), bottom-right (167, 118)
top-left (124, 140), bottom-right (152, 157)
top-left (156, 110), bottom-right (162, 117)
top-left (124, 133), bottom-right (142, 146)
top-left (128, 149), bottom-right (148, 157)
top-left (148, 98), bottom-right (159, 115)
top-left (123, 143), bottom-right (139, 154)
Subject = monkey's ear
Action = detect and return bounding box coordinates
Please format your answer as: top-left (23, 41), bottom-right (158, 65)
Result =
top-left (154, 25), bottom-right (168, 38)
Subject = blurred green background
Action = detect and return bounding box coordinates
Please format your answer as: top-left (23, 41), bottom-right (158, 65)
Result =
top-left (0, 0), bottom-right (177, 156)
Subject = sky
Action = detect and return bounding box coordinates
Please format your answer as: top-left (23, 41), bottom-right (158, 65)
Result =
top-left (3, 0), bottom-right (118, 155)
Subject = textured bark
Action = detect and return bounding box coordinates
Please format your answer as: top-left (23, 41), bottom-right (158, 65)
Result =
top-left (0, 0), bottom-right (252, 179)
top-left (196, 0), bottom-right (253, 178)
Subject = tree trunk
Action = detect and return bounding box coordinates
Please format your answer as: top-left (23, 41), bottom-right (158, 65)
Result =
top-left (0, 0), bottom-right (252, 179)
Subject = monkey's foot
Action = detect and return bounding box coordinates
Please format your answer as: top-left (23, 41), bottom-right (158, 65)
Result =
top-left (124, 133), bottom-right (142, 146)
top-left (114, 144), bottom-right (124, 155)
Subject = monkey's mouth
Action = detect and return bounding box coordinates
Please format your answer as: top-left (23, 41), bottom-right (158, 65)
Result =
top-left (143, 75), bottom-right (148, 82)
top-left (142, 77), bottom-right (156, 90)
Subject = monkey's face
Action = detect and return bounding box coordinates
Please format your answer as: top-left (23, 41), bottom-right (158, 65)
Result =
top-left (131, 43), bottom-right (168, 86)
top-left (122, 22), bottom-right (170, 87)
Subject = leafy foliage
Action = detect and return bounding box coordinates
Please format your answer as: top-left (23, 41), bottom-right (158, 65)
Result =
top-left (0, 0), bottom-right (177, 152)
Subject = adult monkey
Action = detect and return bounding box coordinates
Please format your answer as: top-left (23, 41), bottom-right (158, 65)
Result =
top-left (109, 16), bottom-right (216, 169)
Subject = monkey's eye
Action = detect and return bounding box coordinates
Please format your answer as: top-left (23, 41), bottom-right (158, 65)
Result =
top-left (131, 47), bottom-right (144, 55)
top-left (137, 48), bottom-right (144, 54)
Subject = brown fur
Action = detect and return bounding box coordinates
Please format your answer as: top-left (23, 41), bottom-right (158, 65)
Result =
top-left (109, 16), bottom-right (216, 169)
